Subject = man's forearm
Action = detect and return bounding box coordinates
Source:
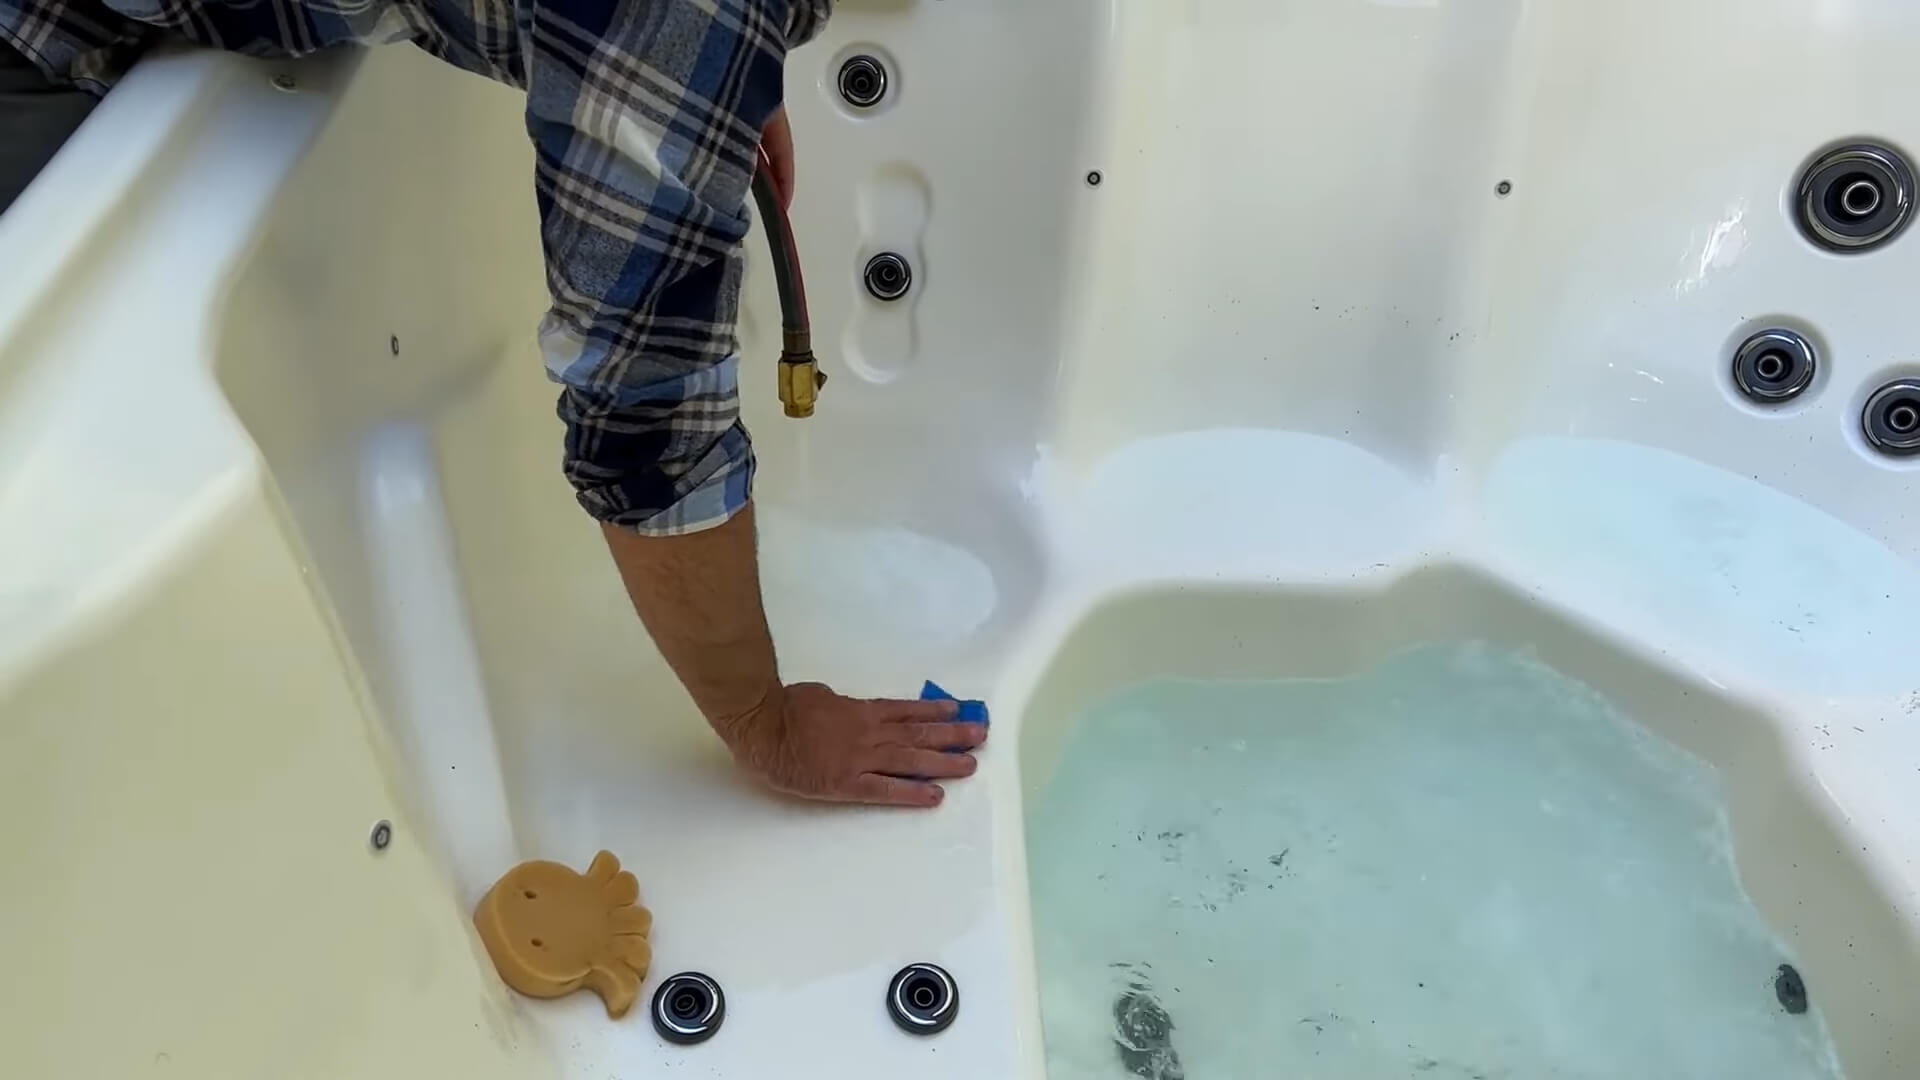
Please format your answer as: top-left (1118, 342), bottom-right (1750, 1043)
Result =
top-left (601, 498), bottom-right (985, 807)
top-left (602, 503), bottom-right (780, 730)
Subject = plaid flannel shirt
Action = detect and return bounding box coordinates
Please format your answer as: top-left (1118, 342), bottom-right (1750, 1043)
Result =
top-left (1, 0), bottom-right (829, 533)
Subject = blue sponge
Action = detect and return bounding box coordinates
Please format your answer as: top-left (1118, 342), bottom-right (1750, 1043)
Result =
top-left (920, 681), bottom-right (990, 728)
top-left (901, 681), bottom-right (990, 774)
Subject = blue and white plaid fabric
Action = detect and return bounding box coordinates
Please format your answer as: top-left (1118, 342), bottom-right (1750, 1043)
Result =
top-left (1, 0), bottom-right (829, 533)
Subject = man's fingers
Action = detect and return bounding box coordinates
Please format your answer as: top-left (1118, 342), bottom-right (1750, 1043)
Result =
top-left (847, 774), bottom-right (945, 808)
top-left (874, 747), bottom-right (978, 781)
top-left (887, 722), bottom-right (988, 751)
top-left (874, 697), bottom-right (959, 723)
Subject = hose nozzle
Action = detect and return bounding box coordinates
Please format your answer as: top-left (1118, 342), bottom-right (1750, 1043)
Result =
top-left (779, 336), bottom-right (828, 418)
top-left (753, 149), bottom-right (822, 419)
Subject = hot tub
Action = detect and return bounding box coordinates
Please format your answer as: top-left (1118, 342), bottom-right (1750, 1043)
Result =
top-left (4, 0), bottom-right (1920, 1076)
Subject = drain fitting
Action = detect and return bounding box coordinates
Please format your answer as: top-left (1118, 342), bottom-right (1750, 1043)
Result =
top-left (1795, 142), bottom-right (1916, 253)
top-left (652, 972), bottom-right (725, 1045)
top-left (1731, 328), bottom-right (1817, 405)
top-left (1862, 378), bottom-right (1920, 456)
top-left (839, 55), bottom-right (889, 109)
top-left (1775, 963), bottom-right (1810, 1015)
top-left (1114, 984), bottom-right (1184, 1079)
top-left (887, 963), bottom-right (959, 1035)
top-left (864, 252), bottom-right (913, 301)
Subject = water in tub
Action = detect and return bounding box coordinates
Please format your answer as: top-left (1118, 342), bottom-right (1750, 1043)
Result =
top-left (1025, 642), bottom-right (1844, 1078)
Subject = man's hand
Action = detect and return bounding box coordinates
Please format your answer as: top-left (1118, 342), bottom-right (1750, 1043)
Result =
top-left (759, 106), bottom-right (796, 210)
top-left (718, 683), bottom-right (987, 807)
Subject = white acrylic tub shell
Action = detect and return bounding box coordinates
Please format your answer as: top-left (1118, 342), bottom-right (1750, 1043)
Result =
top-left (6, 1), bottom-right (1920, 1077)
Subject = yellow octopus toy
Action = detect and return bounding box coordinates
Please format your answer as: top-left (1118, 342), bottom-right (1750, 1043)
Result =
top-left (473, 850), bottom-right (654, 1018)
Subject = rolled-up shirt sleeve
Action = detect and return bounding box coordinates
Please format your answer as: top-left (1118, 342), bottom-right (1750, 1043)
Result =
top-left (525, 0), bottom-right (816, 534)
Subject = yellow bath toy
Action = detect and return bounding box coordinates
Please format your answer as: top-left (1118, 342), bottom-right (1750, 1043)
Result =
top-left (473, 850), bottom-right (653, 1018)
